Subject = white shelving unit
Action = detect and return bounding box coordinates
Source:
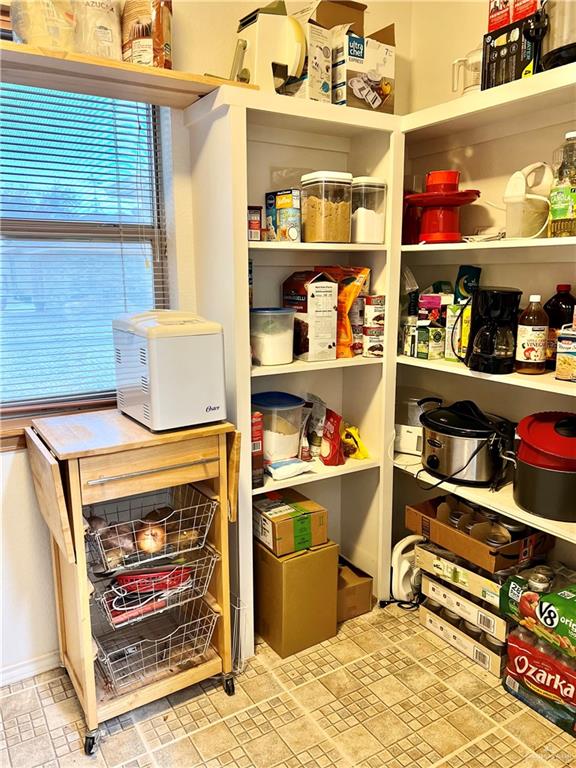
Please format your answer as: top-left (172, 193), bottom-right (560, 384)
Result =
top-left (253, 458), bottom-right (381, 495)
top-left (252, 357), bottom-right (383, 377)
top-left (249, 242), bottom-right (388, 252)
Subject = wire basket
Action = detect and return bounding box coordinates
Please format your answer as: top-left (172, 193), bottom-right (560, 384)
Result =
top-left (94, 545), bottom-right (220, 630)
top-left (85, 484), bottom-right (218, 572)
top-left (93, 598), bottom-right (219, 694)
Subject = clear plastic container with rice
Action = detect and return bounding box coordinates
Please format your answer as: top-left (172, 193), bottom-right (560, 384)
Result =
top-left (250, 308), bottom-right (295, 366)
top-left (251, 392), bottom-right (304, 464)
top-left (352, 177), bottom-right (387, 244)
top-left (301, 172), bottom-right (352, 243)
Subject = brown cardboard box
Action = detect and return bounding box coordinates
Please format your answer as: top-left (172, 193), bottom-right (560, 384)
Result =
top-left (405, 496), bottom-right (554, 573)
top-left (416, 543), bottom-right (502, 607)
top-left (254, 540), bottom-right (339, 657)
top-left (337, 559), bottom-right (373, 622)
top-left (253, 489), bottom-right (328, 557)
top-left (420, 604), bottom-right (505, 677)
top-left (312, 0), bottom-right (366, 36)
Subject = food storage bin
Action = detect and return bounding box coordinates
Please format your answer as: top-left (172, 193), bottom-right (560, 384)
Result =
top-left (250, 308), bottom-right (295, 366)
top-left (301, 171), bottom-right (352, 243)
top-left (352, 177), bottom-right (387, 243)
top-left (251, 392), bottom-right (305, 463)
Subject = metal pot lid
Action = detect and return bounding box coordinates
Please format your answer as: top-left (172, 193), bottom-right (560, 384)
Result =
top-left (517, 411), bottom-right (576, 462)
top-left (420, 400), bottom-right (502, 438)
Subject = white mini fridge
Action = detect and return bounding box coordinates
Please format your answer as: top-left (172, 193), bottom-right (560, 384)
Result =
top-left (113, 311), bottom-right (227, 431)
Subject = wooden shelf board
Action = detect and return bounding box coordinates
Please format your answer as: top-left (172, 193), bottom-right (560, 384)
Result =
top-left (393, 452), bottom-right (576, 545)
top-left (251, 357), bottom-right (383, 377)
top-left (249, 242), bottom-right (387, 252)
top-left (0, 41), bottom-right (255, 108)
top-left (402, 64), bottom-right (576, 143)
top-left (397, 356), bottom-right (575, 397)
top-left (252, 457), bottom-right (380, 495)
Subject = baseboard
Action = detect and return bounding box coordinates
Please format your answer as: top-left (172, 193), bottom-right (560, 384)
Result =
top-left (1, 651), bottom-right (62, 686)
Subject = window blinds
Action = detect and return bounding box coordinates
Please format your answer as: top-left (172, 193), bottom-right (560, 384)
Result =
top-left (0, 85), bottom-right (168, 411)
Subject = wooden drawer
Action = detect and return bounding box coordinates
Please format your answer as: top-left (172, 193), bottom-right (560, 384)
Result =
top-left (79, 436), bottom-right (220, 504)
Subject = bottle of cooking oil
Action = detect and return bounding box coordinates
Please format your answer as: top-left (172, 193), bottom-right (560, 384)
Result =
top-left (515, 296), bottom-right (549, 375)
top-left (548, 131), bottom-right (576, 238)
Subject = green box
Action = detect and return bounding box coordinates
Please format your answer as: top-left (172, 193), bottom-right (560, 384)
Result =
top-left (417, 327), bottom-right (445, 360)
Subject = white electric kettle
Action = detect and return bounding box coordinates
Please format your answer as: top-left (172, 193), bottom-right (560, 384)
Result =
top-left (451, 44), bottom-right (482, 95)
top-left (503, 162), bottom-right (553, 239)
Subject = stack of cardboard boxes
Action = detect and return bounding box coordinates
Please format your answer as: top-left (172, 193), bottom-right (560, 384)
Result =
top-left (253, 488), bottom-right (372, 657)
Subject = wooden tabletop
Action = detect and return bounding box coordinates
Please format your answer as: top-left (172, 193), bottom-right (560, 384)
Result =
top-left (32, 410), bottom-right (235, 460)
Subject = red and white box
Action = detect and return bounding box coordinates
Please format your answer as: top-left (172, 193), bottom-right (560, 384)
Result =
top-left (512, 0), bottom-right (539, 23)
top-left (251, 411), bottom-right (264, 488)
top-left (488, 0), bottom-right (511, 32)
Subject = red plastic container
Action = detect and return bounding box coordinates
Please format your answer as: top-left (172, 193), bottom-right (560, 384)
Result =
top-left (425, 170), bottom-right (460, 193)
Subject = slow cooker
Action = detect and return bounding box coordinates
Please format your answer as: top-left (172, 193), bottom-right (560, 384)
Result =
top-left (419, 400), bottom-right (514, 487)
top-left (513, 412), bottom-right (576, 522)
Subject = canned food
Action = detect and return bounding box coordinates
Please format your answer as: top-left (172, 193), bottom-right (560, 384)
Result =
top-left (482, 509), bottom-right (500, 523)
top-left (462, 620), bottom-right (483, 640)
top-left (528, 573), bottom-right (552, 593)
top-left (482, 634), bottom-right (506, 655)
top-left (449, 509), bottom-right (465, 528)
top-left (442, 607), bottom-right (462, 627)
top-left (484, 532), bottom-right (509, 548)
top-left (425, 597), bottom-right (442, 614)
top-left (463, 519), bottom-right (476, 535)
top-left (498, 518), bottom-right (527, 539)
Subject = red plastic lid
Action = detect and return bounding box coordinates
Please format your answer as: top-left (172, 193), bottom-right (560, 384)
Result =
top-left (557, 284), bottom-right (571, 292)
top-left (405, 190), bottom-right (481, 207)
top-left (426, 170), bottom-right (460, 190)
top-left (517, 412), bottom-right (576, 463)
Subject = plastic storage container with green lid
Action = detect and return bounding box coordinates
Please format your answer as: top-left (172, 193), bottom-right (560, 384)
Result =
top-left (301, 171), bottom-right (352, 243)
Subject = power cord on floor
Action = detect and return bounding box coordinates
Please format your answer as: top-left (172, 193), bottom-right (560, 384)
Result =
top-left (378, 594), bottom-right (424, 612)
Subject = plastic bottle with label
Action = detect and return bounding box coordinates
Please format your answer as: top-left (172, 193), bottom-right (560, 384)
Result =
top-left (515, 295), bottom-right (549, 375)
top-left (548, 132), bottom-right (576, 238)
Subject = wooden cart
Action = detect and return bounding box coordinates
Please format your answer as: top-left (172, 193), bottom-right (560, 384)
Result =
top-left (25, 410), bottom-right (240, 754)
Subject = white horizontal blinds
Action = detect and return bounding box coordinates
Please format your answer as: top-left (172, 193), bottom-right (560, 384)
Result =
top-left (0, 85), bottom-right (168, 410)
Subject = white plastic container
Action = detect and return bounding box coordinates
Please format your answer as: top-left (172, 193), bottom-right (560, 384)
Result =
top-left (352, 177), bottom-right (387, 244)
top-left (301, 171), bottom-right (352, 243)
top-left (251, 392), bottom-right (304, 463)
top-left (113, 311), bottom-right (226, 431)
top-left (250, 308), bottom-right (295, 366)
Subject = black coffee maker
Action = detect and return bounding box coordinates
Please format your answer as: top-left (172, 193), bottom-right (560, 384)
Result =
top-left (466, 287), bottom-right (522, 374)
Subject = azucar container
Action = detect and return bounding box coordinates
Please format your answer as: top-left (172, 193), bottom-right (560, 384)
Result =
top-left (251, 392), bottom-right (305, 464)
top-left (351, 177), bottom-right (387, 243)
top-left (301, 171), bottom-right (352, 243)
top-left (250, 309), bottom-right (295, 366)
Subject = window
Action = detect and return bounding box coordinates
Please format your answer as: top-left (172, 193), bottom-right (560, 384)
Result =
top-left (0, 85), bottom-right (168, 412)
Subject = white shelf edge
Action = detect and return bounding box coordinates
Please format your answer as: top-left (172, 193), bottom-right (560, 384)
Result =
top-left (252, 457), bottom-right (381, 495)
top-left (401, 237), bottom-right (576, 252)
top-left (393, 452), bottom-right (576, 545)
top-left (251, 357), bottom-right (383, 377)
top-left (249, 242), bottom-right (388, 252)
top-left (397, 356), bottom-right (575, 397)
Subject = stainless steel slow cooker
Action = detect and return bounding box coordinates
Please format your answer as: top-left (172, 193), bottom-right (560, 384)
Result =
top-left (419, 400), bottom-right (514, 487)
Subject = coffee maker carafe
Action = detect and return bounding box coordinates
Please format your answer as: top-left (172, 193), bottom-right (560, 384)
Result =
top-left (466, 287), bottom-right (522, 374)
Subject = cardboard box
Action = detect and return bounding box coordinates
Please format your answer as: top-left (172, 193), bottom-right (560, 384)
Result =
top-left (285, 5), bottom-right (332, 102)
top-left (487, 0), bottom-right (510, 32)
top-left (422, 574), bottom-right (509, 641)
top-left (363, 294), bottom-right (385, 357)
top-left (253, 488), bottom-right (328, 556)
top-left (283, 271), bottom-right (338, 361)
top-left (254, 539), bottom-right (339, 657)
top-left (312, 0), bottom-right (366, 36)
top-left (512, 0), bottom-right (539, 23)
top-left (445, 304), bottom-right (463, 362)
top-left (265, 189), bottom-right (301, 242)
top-left (406, 496), bottom-right (555, 573)
top-left (416, 543), bottom-right (502, 607)
top-left (499, 566), bottom-right (576, 659)
top-left (251, 411), bottom-right (264, 488)
top-left (332, 24), bottom-right (396, 113)
top-left (337, 559), bottom-right (373, 622)
top-left (417, 326), bottom-right (445, 360)
top-left (481, 15), bottom-right (537, 90)
top-left (420, 604), bottom-right (505, 677)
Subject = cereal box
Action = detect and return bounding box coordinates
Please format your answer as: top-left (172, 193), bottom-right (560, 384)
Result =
top-left (265, 189), bottom-right (301, 242)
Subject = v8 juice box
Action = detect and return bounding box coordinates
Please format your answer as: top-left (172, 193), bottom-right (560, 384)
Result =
top-left (500, 572), bottom-right (576, 659)
top-left (504, 627), bottom-right (576, 735)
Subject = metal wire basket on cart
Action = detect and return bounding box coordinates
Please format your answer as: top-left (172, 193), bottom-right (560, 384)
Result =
top-left (93, 598), bottom-right (220, 694)
top-left (85, 484), bottom-right (218, 572)
top-left (94, 545), bottom-right (220, 629)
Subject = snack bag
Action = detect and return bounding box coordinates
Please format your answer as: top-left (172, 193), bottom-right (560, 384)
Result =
top-left (320, 409), bottom-right (345, 466)
top-left (317, 266), bottom-right (370, 358)
top-left (341, 425), bottom-right (369, 459)
top-left (306, 394), bottom-right (326, 458)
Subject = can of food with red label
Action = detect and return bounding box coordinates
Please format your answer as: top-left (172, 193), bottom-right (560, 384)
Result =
top-left (248, 206), bottom-right (263, 241)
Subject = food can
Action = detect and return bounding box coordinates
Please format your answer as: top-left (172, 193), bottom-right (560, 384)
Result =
top-left (484, 532), bottom-right (509, 548)
top-left (482, 634), bottom-right (506, 655)
top-left (441, 607), bottom-right (461, 627)
top-left (462, 620), bottom-right (483, 640)
top-left (425, 597), bottom-right (443, 614)
top-left (248, 206), bottom-right (262, 241)
top-left (528, 572), bottom-right (552, 593)
top-left (556, 324), bottom-right (576, 382)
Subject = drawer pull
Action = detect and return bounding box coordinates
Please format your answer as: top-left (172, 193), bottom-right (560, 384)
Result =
top-left (86, 457), bottom-right (218, 486)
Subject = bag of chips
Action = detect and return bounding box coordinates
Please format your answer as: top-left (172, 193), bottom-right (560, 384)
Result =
top-left (316, 266), bottom-right (370, 358)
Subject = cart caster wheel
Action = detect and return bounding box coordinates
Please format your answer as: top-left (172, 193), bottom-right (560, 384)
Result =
top-left (223, 676), bottom-right (235, 696)
top-left (84, 730), bottom-right (101, 756)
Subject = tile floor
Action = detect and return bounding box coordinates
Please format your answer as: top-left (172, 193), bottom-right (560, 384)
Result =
top-left (1, 605), bottom-right (574, 768)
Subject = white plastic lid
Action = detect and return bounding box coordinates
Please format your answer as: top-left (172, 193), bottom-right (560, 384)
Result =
top-left (301, 171), bottom-right (353, 185)
top-left (352, 176), bottom-right (387, 187)
top-left (112, 310), bottom-right (222, 338)
top-left (565, 131), bottom-right (576, 140)
top-left (529, 295), bottom-right (541, 303)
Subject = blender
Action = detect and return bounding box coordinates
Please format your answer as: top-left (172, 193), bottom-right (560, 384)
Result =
top-left (465, 287), bottom-right (523, 375)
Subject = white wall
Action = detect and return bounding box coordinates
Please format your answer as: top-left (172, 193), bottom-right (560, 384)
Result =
top-left (1, 451), bottom-right (60, 683)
